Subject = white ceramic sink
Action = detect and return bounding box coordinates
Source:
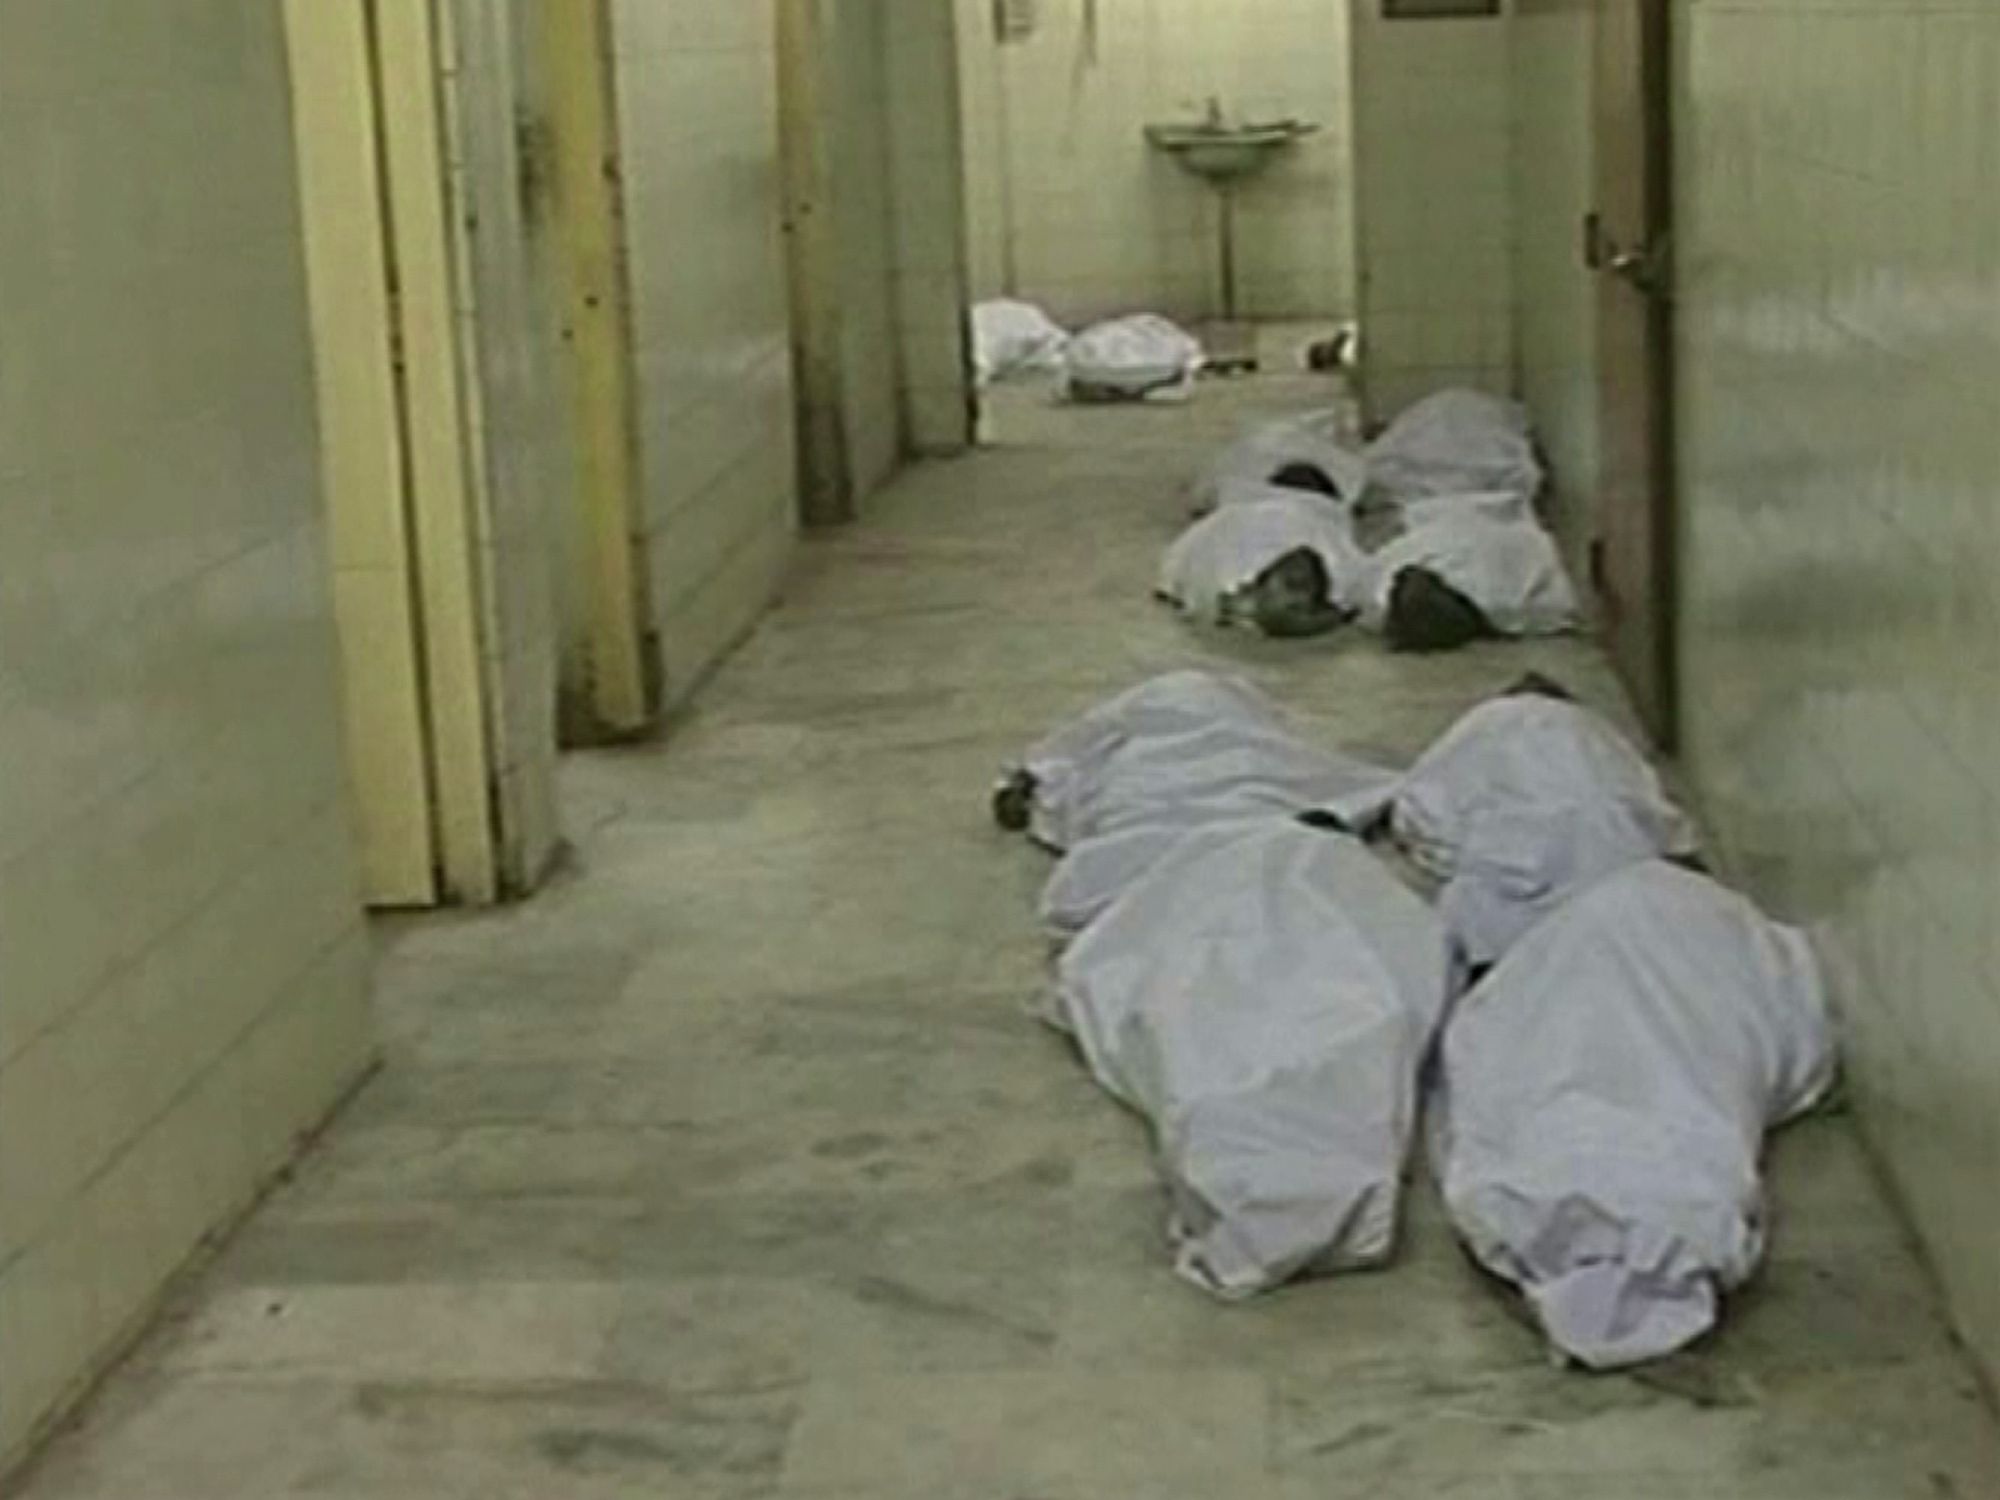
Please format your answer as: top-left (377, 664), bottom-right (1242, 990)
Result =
top-left (1144, 119), bottom-right (1319, 182)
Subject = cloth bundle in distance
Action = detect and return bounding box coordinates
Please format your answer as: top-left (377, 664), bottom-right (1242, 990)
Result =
top-left (973, 298), bottom-right (1069, 386)
top-left (1066, 315), bottom-right (1205, 401)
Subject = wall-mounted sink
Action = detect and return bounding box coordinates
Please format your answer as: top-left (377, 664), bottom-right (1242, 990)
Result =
top-left (1144, 118), bottom-right (1319, 183)
top-left (1144, 104), bottom-right (1324, 362)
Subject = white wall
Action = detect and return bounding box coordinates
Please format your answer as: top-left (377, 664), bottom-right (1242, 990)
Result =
top-left (0, 0), bottom-right (374, 1465)
top-left (957, 0), bottom-right (1357, 326)
top-left (1508, 0), bottom-right (2000, 1392)
top-left (613, 0), bottom-right (800, 702)
top-left (829, 0), bottom-right (905, 499)
top-left (886, 0), bottom-right (976, 455)
top-left (1351, 1), bottom-right (1514, 421)
top-left (1672, 0), bottom-right (2000, 1388)
top-left (1509, 0), bottom-right (1598, 558)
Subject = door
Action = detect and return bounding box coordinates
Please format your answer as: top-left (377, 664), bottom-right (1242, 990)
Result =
top-left (1590, 0), bottom-right (1677, 747)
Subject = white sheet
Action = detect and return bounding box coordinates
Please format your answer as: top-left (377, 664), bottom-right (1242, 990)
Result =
top-left (1189, 409), bottom-right (1369, 513)
top-left (1066, 314), bottom-right (1204, 398)
top-left (1054, 820), bottom-right (1450, 1297)
top-left (1158, 489), bottom-right (1368, 630)
top-left (1005, 671), bottom-right (1400, 937)
top-left (973, 299), bottom-right (1069, 386)
top-left (1389, 489), bottom-right (1533, 530)
top-left (1432, 861), bottom-right (1837, 1369)
top-left (1355, 693), bottom-right (1697, 966)
top-left (1359, 511), bottom-right (1578, 639)
top-left (1009, 671), bottom-right (1293, 851)
top-left (1366, 389), bottom-right (1544, 503)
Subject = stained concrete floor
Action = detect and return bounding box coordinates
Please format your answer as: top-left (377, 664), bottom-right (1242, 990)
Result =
top-left (19, 345), bottom-right (2000, 1498)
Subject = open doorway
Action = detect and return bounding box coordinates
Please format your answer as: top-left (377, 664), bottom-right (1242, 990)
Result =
top-left (952, 0), bottom-right (1359, 441)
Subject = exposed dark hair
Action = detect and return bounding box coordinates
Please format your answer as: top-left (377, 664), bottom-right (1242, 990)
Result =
top-left (1268, 461), bottom-right (1341, 500)
top-left (1503, 671), bottom-right (1574, 702)
top-left (1383, 567), bottom-right (1492, 653)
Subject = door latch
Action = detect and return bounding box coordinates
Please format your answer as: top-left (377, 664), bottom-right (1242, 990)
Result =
top-left (1609, 236), bottom-right (1673, 298)
top-left (1586, 214), bottom-right (1672, 299)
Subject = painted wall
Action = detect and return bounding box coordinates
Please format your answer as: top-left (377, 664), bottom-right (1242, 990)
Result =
top-left (0, 0), bottom-right (374, 1465)
top-left (886, 0), bottom-right (976, 455)
top-left (1508, 0), bottom-right (1598, 559)
top-left (1672, 0), bottom-right (2000, 1386)
top-left (1351, 1), bottom-right (1514, 421)
top-left (612, 1), bottom-right (800, 702)
top-left (829, 0), bottom-right (905, 498)
top-left (955, 0), bottom-right (1357, 326)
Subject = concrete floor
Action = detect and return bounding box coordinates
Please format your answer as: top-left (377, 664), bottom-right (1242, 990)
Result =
top-left (19, 344), bottom-right (2000, 1498)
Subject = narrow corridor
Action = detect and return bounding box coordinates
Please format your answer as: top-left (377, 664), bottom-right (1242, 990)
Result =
top-left (19, 375), bottom-right (2000, 1499)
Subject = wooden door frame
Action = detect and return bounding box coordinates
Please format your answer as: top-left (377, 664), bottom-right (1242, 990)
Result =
top-left (776, 0), bottom-right (860, 527)
top-left (370, 0), bottom-right (505, 903)
top-left (1591, 0), bottom-right (1680, 750)
top-left (542, 0), bottom-right (658, 736)
top-left (282, 0), bottom-right (442, 907)
top-left (1636, 0), bottom-right (1678, 752)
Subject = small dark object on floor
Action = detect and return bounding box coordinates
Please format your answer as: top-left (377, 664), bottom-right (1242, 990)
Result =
top-left (1268, 461), bottom-right (1343, 500)
top-left (1246, 548), bottom-right (1351, 639)
top-left (1505, 671), bottom-right (1575, 702)
top-left (1205, 353), bottom-right (1260, 377)
top-left (1069, 377), bottom-right (1181, 404)
top-left (1306, 329), bottom-right (1354, 372)
top-left (992, 770), bottom-right (1037, 832)
top-left (1384, 567), bottom-right (1495, 653)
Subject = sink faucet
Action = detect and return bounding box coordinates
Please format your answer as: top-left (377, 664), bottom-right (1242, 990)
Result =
top-left (1204, 95), bottom-right (1225, 129)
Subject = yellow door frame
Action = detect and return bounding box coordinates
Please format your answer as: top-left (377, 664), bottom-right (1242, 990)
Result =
top-left (284, 0), bottom-right (445, 906)
top-left (369, 0), bottom-right (503, 903)
top-left (542, 0), bottom-right (657, 736)
top-left (777, 0), bottom-right (857, 527)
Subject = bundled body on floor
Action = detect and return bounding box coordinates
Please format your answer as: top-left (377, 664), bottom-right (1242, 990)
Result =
top-left (988, 668), bottom-right (1837, 1366)
top-left (1160, 389), bottom-right (1577, 648)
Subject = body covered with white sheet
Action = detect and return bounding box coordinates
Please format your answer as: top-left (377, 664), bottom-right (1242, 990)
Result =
top-left (1433, 861), bottom-right (1837, 1368)
top-left (1362, 692), bottom-right (1697, 966)
top-left (1158, 487), bottom-right (1367, 634)
top-left (996, 671), bottom-right (1396, 938)
top-left (1360, 511), bottom-right (1578, 642)
top-left (1055, 820), bottom-right (1450, 1296)
top-left (1189, 409), bottom-right (1368, 513)
top-left (1366, 388), bottom-right (1544, 502)
top-left (1065, 315), bottom-right (1204, 400)
top-left (973, 299), bottom-right (1068, 386)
